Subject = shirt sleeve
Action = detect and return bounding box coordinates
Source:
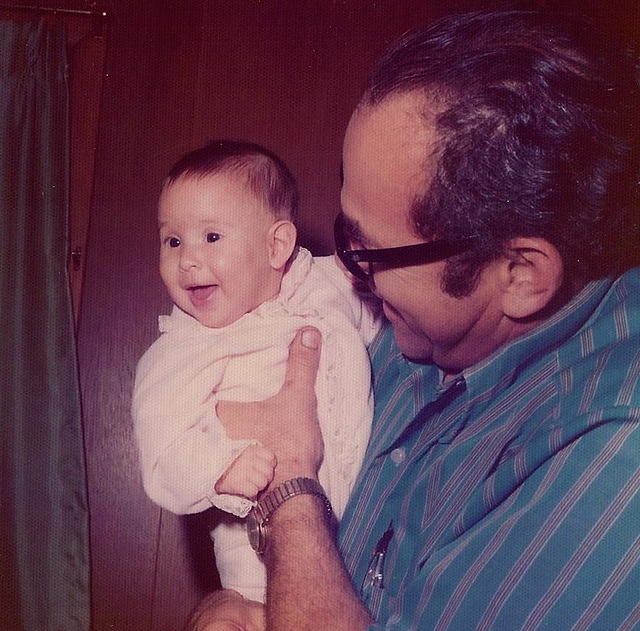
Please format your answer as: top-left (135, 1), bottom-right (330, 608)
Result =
top-left (366, 414), bottom-right (640, 630)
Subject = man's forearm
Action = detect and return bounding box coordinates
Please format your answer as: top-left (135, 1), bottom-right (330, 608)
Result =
top-left (265, 494), bottom-right (373, 631)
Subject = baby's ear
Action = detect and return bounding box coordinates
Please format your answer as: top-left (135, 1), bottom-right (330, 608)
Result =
top-left (267, 220), bottom-right (297, 269)
top-left (500, 237), bottom-right (564, 319)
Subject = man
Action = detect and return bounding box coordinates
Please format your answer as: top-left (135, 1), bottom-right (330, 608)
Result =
top-left (192, 10), bottom-right (640, 630)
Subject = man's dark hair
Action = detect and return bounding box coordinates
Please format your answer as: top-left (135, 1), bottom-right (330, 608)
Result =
top-left (165, 139), bottom-right (298, 221)
top-left (363, 11), bottom-right (640, 296)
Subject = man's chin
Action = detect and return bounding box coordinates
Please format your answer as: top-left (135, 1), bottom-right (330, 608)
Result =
top-left (392, 328), bottom-right (434, 363)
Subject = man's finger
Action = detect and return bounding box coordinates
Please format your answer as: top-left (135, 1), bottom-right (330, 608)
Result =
top-left (283, 327), bottom-right (321, 391)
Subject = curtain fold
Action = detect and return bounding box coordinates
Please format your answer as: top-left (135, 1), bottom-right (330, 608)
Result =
top-left (0, 19), bottom-right (91, 631)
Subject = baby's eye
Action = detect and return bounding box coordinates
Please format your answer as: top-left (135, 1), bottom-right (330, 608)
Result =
top-left (206, 232), bottom-right (221, 243)
top-left (165, 236), bottom-right (180, 248)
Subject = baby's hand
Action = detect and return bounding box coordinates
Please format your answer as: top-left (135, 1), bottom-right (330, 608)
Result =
top-left (214, 445), bottom-right (276, 500)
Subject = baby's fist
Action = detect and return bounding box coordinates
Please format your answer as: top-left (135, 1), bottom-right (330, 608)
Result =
top-left (214, 445), bottom-right (277, 499)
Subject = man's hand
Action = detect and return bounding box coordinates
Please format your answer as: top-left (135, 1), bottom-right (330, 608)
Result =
top-left (187, 590), bottom-right (265, 631)
top-left (214, 445), bottom-right (276, 499)
top-left (217, 327), bottom-right (323, 485)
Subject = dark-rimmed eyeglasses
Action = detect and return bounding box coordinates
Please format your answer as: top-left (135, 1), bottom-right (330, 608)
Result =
top-left (334, 213), bottom-right (479, 283)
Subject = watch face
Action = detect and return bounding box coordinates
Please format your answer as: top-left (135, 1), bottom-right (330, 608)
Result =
top-left (247, 509), bottom-right (265, 554)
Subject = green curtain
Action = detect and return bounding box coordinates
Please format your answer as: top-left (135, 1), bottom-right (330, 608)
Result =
top-left (0, 19), bottom-right (91, 631)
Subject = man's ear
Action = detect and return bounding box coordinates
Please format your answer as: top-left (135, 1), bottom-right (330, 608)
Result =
top-left (500, 237), bottom-right (564, 319)
top-left (267, 220), bottom-right (297, 270)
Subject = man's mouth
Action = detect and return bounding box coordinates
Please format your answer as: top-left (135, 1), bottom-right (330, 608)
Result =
top-left (187, 284), bottom-right (216, 306)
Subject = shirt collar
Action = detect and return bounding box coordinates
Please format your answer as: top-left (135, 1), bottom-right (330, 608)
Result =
top-left (461, 276), bottom-right (616, 400)
top-left (368, 276), bottom-right (616, 457)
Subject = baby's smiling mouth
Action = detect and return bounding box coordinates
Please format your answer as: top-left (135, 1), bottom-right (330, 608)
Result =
top-left (187, 284), bottom-right (217, 305)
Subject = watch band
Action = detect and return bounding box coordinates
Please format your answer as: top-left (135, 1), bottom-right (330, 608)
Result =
top-left (247, 477), bottom-right (333, 554)
top-left (254, 477), bottom-right (332, 522)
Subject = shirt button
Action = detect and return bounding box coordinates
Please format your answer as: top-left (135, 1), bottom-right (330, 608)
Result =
top-left (390, 448), bottom-right (406, 464)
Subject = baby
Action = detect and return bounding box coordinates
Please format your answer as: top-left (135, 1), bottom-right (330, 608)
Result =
top-left (132, 140), bottom-right (379, 602)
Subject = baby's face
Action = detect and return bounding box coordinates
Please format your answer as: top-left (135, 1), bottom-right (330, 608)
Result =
top-left (158, 173), bottom-right (280, 328)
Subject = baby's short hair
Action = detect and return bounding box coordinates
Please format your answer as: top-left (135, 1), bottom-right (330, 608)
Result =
top-left (165, 140), bottom-right (298, 221)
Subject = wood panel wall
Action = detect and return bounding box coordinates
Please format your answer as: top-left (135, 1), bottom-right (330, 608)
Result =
top-left (76, 2), bottom-right (639, 630)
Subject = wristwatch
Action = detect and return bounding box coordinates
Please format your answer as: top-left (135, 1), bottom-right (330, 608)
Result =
top-left (247, 477), bottom-right (333, 555)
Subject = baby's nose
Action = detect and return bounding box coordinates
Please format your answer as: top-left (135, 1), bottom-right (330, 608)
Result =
top-left (178, 245), bottom-right (202, 271)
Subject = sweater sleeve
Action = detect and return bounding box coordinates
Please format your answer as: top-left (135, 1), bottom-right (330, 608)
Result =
top-left (131, 328), bottom-right (255, 516)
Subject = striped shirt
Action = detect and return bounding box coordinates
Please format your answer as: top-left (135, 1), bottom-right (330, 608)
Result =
top-left (339, 267), bottom-right (640, 631)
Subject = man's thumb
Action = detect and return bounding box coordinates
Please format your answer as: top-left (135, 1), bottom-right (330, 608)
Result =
top-left (285, 327), bottom-right (321, 390)
top-left (301, 327), bottom-right (321, 350)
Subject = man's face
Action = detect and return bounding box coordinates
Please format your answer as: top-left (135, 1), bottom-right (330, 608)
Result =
top-left (340, 93), bottom-right (505, 372)
top-left (158, 173), bottom-right (279, 328)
